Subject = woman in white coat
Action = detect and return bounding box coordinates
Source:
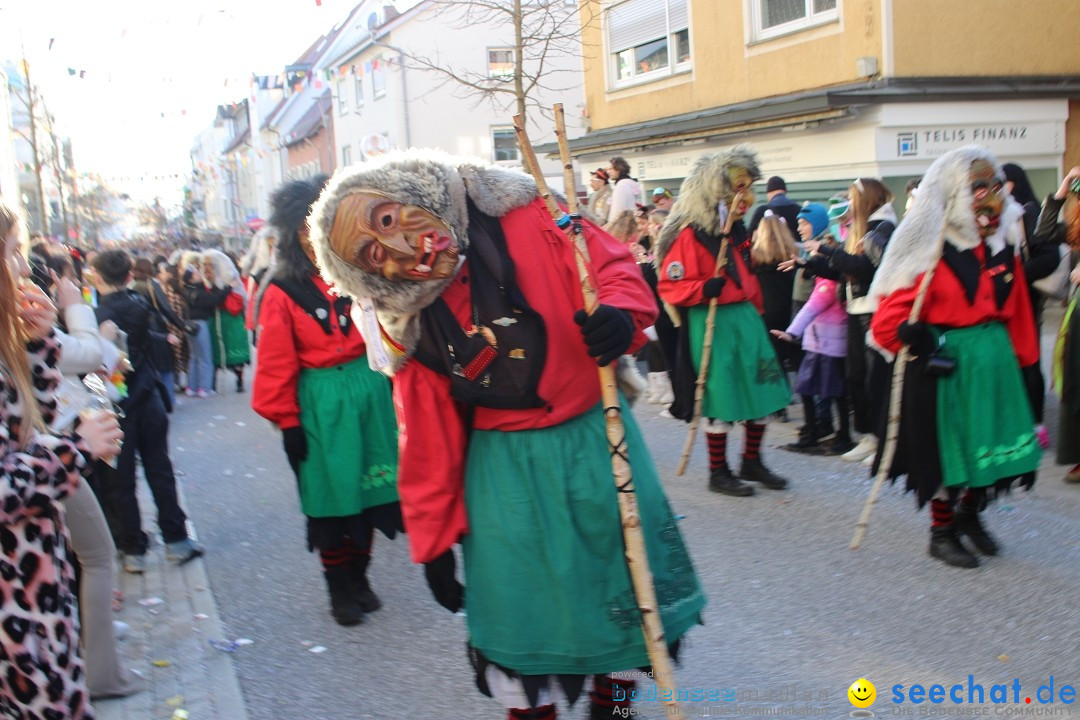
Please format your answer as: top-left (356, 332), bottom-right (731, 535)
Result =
top-left (49, 264), bottom-right (146, 699)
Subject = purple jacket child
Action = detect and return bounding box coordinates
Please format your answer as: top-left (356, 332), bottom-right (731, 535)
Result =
top-left (785, 277), bottom-right (847, 357)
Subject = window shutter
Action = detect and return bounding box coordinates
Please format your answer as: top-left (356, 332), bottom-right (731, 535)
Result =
top-left (607, 0), bottom-right (668, 52)
top-left (668, 0), bottom-right (689, 32)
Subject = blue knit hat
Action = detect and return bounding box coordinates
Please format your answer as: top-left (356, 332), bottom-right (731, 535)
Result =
top-left (796, 202), bottom-right (829, 238)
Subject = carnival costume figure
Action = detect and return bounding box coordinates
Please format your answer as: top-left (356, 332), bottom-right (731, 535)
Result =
top-left (867, 146), bottom-right (1041, 569)
top-left (307, 151), bottom-right (705, 719)
top-left (253, 177), bottom-right (401, 625)
top-left (655, 146), bottom-right (791, 497)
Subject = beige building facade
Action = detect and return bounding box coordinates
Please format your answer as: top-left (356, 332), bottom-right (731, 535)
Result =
top-left (571, 0), bottom-right (1080, 208)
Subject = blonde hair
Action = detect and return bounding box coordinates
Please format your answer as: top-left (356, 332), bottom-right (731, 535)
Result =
top-left (848, 178), bottom-right (892, 253)
top-left (0, 204), bottom-right (42, 446)
top-left (752, 214), bottom-right (798, 266)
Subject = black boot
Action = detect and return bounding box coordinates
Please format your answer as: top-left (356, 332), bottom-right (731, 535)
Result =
top-left (817, 432), bottom-right (855, 456)
top-left (928, 525), bottom-right (979, 568)
top-left (324, 567), bottom-right (364, 626)
top-left (235, 370), bottom-right (245, 393)
top-left (350, 553), bottom-right (382, 613)
top-left (953, 508), bottom-right (1000, 556)
top-left (738, 458), bottom-right (788, 490)
top-left (708, 465), bottom-right (754, 497)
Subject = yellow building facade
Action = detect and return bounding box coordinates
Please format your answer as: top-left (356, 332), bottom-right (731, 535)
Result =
top-left (569, 0), bottom-right (1080, 206)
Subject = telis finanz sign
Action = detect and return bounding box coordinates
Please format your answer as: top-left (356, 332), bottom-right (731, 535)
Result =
top-left (878, 122), bottom-right (1063, 160)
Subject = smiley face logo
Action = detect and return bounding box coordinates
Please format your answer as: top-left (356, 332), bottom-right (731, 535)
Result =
top-left (848, 678), bottom-right (876, 708)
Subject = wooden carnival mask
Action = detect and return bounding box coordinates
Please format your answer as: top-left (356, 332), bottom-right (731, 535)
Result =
top-left (969, 159), bottom-right (1005, 240)
top-left (725, 166), bottom-right (756, 220)
top-left (327, 191), bottom-right (459, 282)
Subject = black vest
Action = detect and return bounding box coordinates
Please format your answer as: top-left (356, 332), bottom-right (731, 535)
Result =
top-left (413, 199), bottom-right (547, 409)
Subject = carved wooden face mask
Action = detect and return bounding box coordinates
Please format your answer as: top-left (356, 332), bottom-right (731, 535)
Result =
top-left (969, 159), bottom-right (1005, 240)
top-left (725, 166), bottom-right (756, 220)
top-left (327, 191), bottom-right (459, 282)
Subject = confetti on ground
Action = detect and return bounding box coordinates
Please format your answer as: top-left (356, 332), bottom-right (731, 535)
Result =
top-left (172, 710), bottom-right (190, 720)
top-left (209, 639), bottom-right (238, 653)
top-left (245, 473), bottom-right (255, 478)
top-left (300, 641), bottom-right (314, 648)
top-left (309, 646), bottom-right (328, 654)
top-left (139, 597), bottom-right (164, 607)
top-left (235, 638), bottom-right (254, 646)
top-left (193, 613), bottom-right (209, 621)
top-left (997, 654), bottom-right (1009, 662)
top-left (223, 469), bottom-right (234, 476)
top-left (152, 659), bottom-right (172, 667)
top-left (206, 422), bottom-right (216, 428)
top-left (165, 695), bottom-right (184, 707)
top-left (236, 421), bottom-right (246, 426)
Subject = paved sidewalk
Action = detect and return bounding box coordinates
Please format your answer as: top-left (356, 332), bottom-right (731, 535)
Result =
top-left (93, 480), bottom-right (248, 720)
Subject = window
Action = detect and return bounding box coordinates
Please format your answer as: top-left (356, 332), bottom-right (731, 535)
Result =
top-left (491, 128), bottom-right (519, 162)
top-left (354, 72), bottom-right (364, 110)
top-left (337, 78), bottom-right (348, 113)
top-left (372, 59), bottom-right (386, 99)
top-left (751, 0), bottom-right (838, 41)
top-left (342, 145), bottom-right (352, 167)
top-left (606, 0), bottom-right (690, 88)
top-left (488, 48), bottom-right (514, 80)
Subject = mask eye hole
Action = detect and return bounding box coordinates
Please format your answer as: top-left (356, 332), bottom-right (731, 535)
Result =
top-left (372, 202), bottom-right (399, 231)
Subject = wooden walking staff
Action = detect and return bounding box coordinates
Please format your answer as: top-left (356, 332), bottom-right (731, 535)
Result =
top-left (674, 191), bottom-right (745, 477)
top-left (850, 200), bottom-right (953, 550)
top-left (513, 107), bottom-right (684, 718)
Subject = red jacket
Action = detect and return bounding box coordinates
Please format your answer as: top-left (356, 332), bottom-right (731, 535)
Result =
top-left (869, 244), bottom-right (1038, 368)
top-left (393, 198), bottom-right (657, 563)
top-left (252, 275), bottom-right (366, 430)
top-left (657, 225), bottom-right (764, 312)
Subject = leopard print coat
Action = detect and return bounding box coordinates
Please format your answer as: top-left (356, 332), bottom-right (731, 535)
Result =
top-left (0, 331), bottom-right (94, 719)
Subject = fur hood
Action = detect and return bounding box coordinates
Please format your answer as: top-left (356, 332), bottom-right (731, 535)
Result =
top-left (654, 145), bottom-right (761, 266)
top-left (869, 145), bottom-right (1025, 302)
top-left (239, 226), bottom-right (278, 278)
top-left (308, 149), bottom-right (539, 371)
top-left (201, 249), bottom-right (245, 294)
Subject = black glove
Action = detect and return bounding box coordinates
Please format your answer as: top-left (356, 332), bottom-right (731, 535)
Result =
top-left (573, 305), bottom-right (635, 367)
top-left (897, 321), bottom-right (935, 357)
top-left (424, 549), bottom-right (464, 613)
top-left (702, 277), bottom-right (726, 299)
top-left (282, 426), bottom-right (308, 474)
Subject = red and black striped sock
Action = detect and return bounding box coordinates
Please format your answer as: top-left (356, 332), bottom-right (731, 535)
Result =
top-left (319, 546), bottom-right (350, 571)
top-left (743, 422), bottom-right (766, 461)
top-left (706, 431), bottom-right (729, 472)
top-left (591, 674), bottom-right (636, 709)
top-left (930, 498), bottom-right (954, 528)
top-left (508, 705), bottom-right (556, 720)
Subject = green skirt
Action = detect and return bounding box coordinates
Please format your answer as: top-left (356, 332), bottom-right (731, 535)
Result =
top-left (462, 401), bottom-right (706, 676)
top-left (297, 357), bottom-right (399, 518)
top-left (211, 310), bottom-right (251, 367)
top-left (936, 323), bottom-right (1039, 488)
top-left (688, 302), bottom-right (790, 422)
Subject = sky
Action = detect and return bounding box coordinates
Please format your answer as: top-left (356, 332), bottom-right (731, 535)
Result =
top-left (1, 0), bottom-right (393, 206)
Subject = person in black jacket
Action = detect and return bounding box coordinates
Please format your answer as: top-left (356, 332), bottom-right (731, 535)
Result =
top-left (747, 175), bottom-right (801, 239)
top-left (181, 256), bottom-right (230, 397)
top-left (133, 256), bottom-right (191, 409)
top-left (90, 250), bottom-right (204, 574)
